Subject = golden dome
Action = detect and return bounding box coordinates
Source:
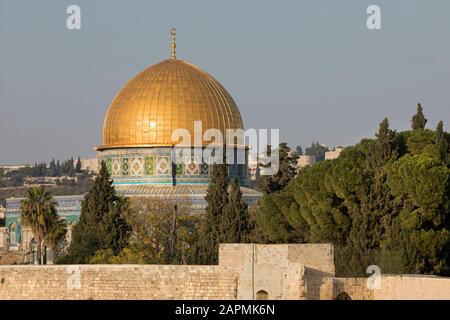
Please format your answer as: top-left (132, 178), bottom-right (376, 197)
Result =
top-left (99, 59), bottom-right (244, 149)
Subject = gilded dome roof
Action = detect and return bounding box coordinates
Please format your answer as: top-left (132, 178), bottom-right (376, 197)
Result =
top-left (99, 59), bottom-right (244, 149)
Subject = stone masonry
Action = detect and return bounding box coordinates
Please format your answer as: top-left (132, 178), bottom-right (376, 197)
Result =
top-left (1, 243), bottom-right (450, 300)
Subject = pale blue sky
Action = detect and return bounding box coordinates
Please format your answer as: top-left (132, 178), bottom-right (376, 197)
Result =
top-left (1, 0), bottom-right (450, 163)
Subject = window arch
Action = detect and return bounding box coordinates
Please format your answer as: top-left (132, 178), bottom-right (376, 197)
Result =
top-left (256, 290), bottom-right (268, 300)
top-left (9, 223), bottom-right (16, 244)
top-left (335, 292), bottom-right (352, 300)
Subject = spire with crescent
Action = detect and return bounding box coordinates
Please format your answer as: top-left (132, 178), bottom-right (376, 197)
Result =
top-left (171, 28), bottom-right (177, 60)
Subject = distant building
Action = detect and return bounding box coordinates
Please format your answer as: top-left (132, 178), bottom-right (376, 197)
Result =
top-left (3, 195), bottom-right (83, 263)
top-left (0, 164), bottom-right (31, 174)
top-left (247, 154), bottom-right (258, 181)
top-left (2, 29), bottom-right (264, 264)
top-left (95, 29), bottom-right (261, 209)
top-left (297, 155), bottom-right (316, 168)
top-left (325, 147), bottom-right (344, 160)
top-left (81, 158), bottom-right (99, 174)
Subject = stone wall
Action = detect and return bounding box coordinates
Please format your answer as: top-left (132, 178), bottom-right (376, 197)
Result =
top-left (0, 251), bottom-right (26, 265)
top-left (2, 244), bottom-right (449, 300)
top-left (373, 275), bottom-right (450, 300)
top-left (0, 244), bottom-right (334, 300)
top-left (329, 277), bottom-right (374, 300)
top-left (0, 265), bottom-right (237, 300)
top-left (318, 275), bottom-right (450, 300)
top-left (218, 244), bottom-right (334, 300)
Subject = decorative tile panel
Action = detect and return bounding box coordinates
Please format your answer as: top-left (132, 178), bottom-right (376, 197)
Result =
top-left (156, 156), bottom-right (171, 175)
top-left (185, 158), bottom-right (199, 175)
top-left (112, 158), bottom-right (121, 176)
top-left (130, 157), bottom-right (144, 176)
top-left (200, 162), bottom-right (209, 175)
top-left (176, 163), bottom-right (184, 175)
top-left (145, 156), bottom-right (155, 176)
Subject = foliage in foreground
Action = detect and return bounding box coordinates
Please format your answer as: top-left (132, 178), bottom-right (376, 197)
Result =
top-left (258, 105), bottom-right (450, 276)
top-left (90, 197), bottom-right (201, 265)
top-left (195, 165), bottom-right (253, 265)
top-left (20, 186), bottom-right (67, 264)
top-left (61, 163), bottom-right (131, 264)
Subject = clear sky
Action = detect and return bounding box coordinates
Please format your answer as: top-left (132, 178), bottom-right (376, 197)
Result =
top-left (1, 0), bottom-right (450, 164)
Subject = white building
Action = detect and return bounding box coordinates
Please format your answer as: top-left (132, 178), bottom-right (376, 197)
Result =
top-left (81, 158), bottom-right (99, 174)
top-left (325, 147), bottom-right (344, 160)
top-left (297, 155), bottom-right (316, 168)
top-left (0, 164), bottom-right (31, 174)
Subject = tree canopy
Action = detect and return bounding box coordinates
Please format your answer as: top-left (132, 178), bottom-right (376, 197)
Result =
top-left (90, 197), bottom-right (200, 265)
top-left (63, 162), bottom-right (131, 264)
top-left (258, 106), bottom-right (450, 276)
top-left (194, 164), bottom-right (253, 264)
top-left (260, 143), bottom-right (298, 194)
top-left (20, 186), bottom-right (67, 264)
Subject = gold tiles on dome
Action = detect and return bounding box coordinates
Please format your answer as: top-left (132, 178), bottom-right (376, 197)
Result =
top-left (99, 59), bottom-right (244, 150)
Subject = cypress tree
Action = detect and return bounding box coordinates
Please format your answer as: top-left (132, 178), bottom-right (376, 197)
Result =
top-left (220, 178), bottom-right (250, 243)
top-left (305, 141), bottom-right (328, 161)
top-left (256, 112), bottom-right (450, 276)
top-left (196, 163), bottom-right (229, 264)
top-left (375, 117), bottom-right (398, 163)
top-left (100, 197), bottom-right (131, 255)
top-left (260, 143), bottom-right (298, 194)
top-left (68, 158), bottom-right (75, 176)
top-left (67, 162), bottom-right (130, 263)
top-left (411, 103), bottom-right (427, 130)
top-left (56, 160), bottom-right (61, 176)
top-left (49, 159), bottom-right (57, 177)
top-left (75, 156), bottom-right (82, 173)
top-left (435, 121), bottom-right (449, 163)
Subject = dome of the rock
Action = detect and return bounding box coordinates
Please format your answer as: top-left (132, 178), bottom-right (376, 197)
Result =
top-left (96, 29), bottom-right (254, 190)
top-left (99, 59), bottom-right (244, 150)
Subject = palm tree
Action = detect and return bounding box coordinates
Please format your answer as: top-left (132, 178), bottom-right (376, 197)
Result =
top-left (20, 186), bottom-right (66, 264)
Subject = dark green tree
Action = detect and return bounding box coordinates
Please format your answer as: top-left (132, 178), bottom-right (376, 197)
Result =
top-left (305, 141), bottom-right (328, 161)
top-left (100, 197), bottom-right (131, 255)
top-left (66, 162), bottom-right (130, 263)
top-left (411, 103), bottom-right (427, 130)
top-left (257, 113), bottom-right (450, 276)
top-left (434, 121), bottom-right (450, 163)
top-left (384, 154), bottom-right (450, 274)
top-left (260, 143), bottom-right (298, 194)
top-left (295, 146), bottom-right (303, 156)
top-left (49, 159), bottom-right (57, 176)
top-left (195, 163), bottom-right (229, 264)
top-left (374, 117), bottom-right (399, 165)
top-left (68, 158), bottom-right (75, 176)
top-left (56, 160), bottom-right (61, 176)
top-left (75, 156), bottom-right (82, 173)
top-left (220, 178), bottom-right (251, 243)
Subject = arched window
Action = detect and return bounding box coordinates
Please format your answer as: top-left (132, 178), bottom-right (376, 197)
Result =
top-left (256, 290), bottom-right (268, 300)
top-left (9, 223), bottom-right (16, 244)
top-left (335, 292), bottom-right (352, 300)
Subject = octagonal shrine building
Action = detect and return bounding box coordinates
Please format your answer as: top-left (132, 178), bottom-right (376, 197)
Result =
top-left (96, 29), bottom-right (261, 207)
